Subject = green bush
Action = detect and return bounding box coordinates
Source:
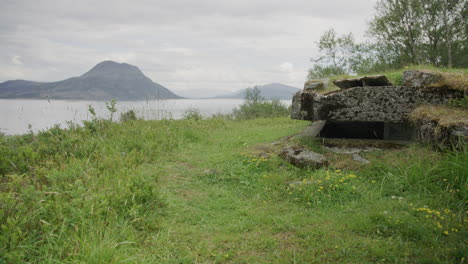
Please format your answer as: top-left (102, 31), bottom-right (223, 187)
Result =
top-left (182, 108), bottom-right (203, 121)
top-left (120, 109), bottom-right (138, 122)
top-left (232, 87), bottom-right (290, 119)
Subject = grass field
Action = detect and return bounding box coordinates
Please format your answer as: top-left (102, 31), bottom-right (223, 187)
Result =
top-left (1, 116), bottom-right (467, 263)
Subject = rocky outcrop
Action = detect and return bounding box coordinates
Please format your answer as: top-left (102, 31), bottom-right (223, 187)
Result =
top-left (333, 75), bottom-right (391, 89)
top-left (280, 146), bottom-right (327, 168)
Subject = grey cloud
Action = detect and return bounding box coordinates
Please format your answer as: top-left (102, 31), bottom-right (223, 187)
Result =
top-left (0, 0), bottom-right (377, 97)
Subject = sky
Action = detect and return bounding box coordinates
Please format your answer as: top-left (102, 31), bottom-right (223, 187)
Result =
top-left (0, 0), bottom-right (378, 98)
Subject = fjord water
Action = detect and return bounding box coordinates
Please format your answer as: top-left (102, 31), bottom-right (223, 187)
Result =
top-left (0, 99), bottom-right (291, 135)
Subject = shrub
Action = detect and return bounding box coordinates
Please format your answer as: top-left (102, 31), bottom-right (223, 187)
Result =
top-left (182, 108), bottom-right (203, 121)
top-left (232, 87), bottom-right (290, 119)
top-left (120, 109), bottom-right (138, 122)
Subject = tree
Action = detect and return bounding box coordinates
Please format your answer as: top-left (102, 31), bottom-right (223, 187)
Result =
top-left (440, 0), bottom-right (467, 68)
top-left (369, 0), bottom-right (467, 68)
top-left (308, 29), bottom-right (355, 79)
top-left (244, 86), bottom-right (264, 105)
top-left (369, 0), bottom-right (424, 66)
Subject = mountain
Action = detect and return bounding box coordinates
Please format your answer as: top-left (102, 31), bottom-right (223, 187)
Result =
top-left (212, 83), bottom-right (300, 100)
top-left (0, 61), bottom-right (182, 100)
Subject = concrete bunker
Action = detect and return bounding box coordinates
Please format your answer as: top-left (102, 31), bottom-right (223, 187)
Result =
top-left (292, 70), bottom-right (465, 142)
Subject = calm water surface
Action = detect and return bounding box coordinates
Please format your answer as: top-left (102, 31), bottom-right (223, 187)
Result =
top-left (0, 99), bottom-right (291, 135)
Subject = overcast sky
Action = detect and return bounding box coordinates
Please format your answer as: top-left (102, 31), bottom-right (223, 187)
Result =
top-left (0, 0), bottom-right (378, 97)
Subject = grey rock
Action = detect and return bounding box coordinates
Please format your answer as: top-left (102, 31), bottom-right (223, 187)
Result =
top-left (333, 75), bottom-right (391, 89)
top-left (324, 146), bottom-right (380, 154)
top-left (352, 153), bottom-right (370, 164)
top-left (280, 146), bottom-right (328, 168)
top-left (403, 70), bottom-right (442, 87)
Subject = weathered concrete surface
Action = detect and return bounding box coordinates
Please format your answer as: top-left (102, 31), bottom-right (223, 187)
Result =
top-left (300, 121), bottom-right (327, 137)
top-left (304, 80), bottom-right (325, 91)
top-left (333, 75), bottom-right (391, 89)
top-left (280, 146), bottom-right (328, 168)
top-left (291, 90), bottom-right (316, 120)
top-left (414, 120), bottom-right (468, 147)
top-left (292, 86), bottom-right (463, 122)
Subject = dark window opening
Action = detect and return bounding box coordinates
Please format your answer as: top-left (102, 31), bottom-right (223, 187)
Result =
top-left (319, 121), bottom-right (384, 139)
top-left (319, 121), bottom-right (414, 140)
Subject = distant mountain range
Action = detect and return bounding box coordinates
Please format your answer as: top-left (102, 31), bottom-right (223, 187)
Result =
top-left (212, 83), bottom-right (300, 100)
top-left (0, 61), bottom-right (181, 100)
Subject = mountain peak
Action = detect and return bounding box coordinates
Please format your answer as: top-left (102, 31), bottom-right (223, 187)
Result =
top-left (83, 60), bottom-right (142, 77)
top-left (0, 61), bottom-right (182, 100)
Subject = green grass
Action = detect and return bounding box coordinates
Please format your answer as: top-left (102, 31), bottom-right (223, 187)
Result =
top-left (1, 117), bottom-right (467, 263)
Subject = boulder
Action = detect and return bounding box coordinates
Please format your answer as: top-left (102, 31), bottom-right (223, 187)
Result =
top-left (403, 70), bottom-right (442, 87)
top-left (304, 80), bottom-right (325, 91)
top-left (333, 75), bottom-right (391, 89)
top-left (280, 146), bottom-right (328, 168)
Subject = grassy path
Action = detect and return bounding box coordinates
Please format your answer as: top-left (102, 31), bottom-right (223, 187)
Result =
top-left (142, 119), bottom-right (379, 263)
top-left (149, 119), bottom-right (319, 263)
